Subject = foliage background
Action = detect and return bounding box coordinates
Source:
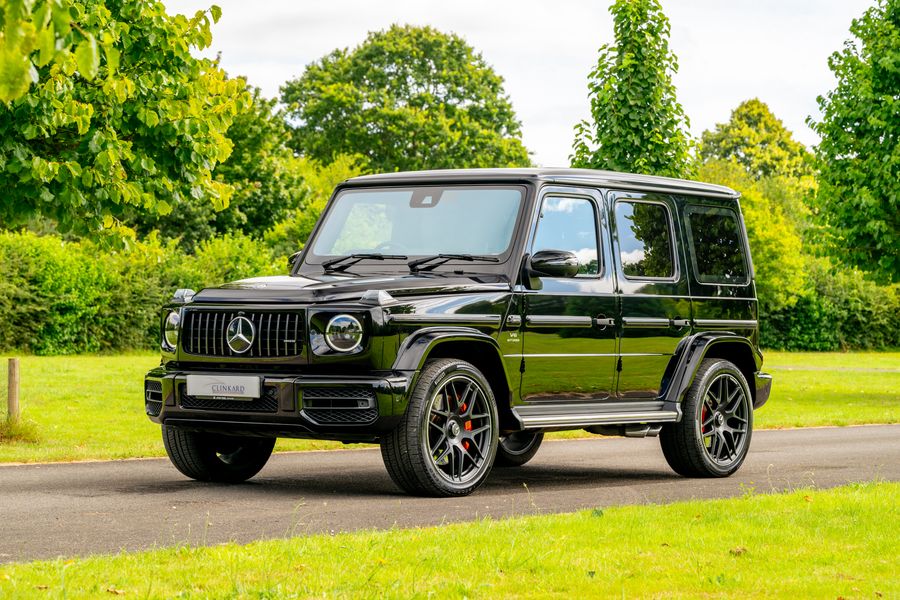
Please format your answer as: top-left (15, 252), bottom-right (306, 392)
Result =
top-left (0, 2), bottom-right (897, 354)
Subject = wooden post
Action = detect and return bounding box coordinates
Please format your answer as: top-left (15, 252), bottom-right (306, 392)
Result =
top-left (7, 358), bottom-right (19, 424)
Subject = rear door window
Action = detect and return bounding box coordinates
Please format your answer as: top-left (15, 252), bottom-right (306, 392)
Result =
top-left (615, 200), bottom-right (676, 279)
top-left (684, 206), bottom-right (749, 285)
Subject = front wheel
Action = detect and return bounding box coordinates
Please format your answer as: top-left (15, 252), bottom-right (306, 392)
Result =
top-left (660, 359), bottom-right (753, 477)
top-left (162, 425), bottom-right (275, 483)
top-left (381, 359), bottom-right (499, 497)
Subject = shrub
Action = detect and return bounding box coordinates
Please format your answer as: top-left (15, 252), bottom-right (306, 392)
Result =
top-left (0, 231), bottom-right (281, 354)
top-left (762, 258), bottom-right (900, 350)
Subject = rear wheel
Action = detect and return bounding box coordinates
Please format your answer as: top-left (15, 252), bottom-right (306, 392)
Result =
top-left (162, 425), bottom-right (275, 483)
top-left (660, 359), bottom-right (753, 477)
top-left (495, 431), bottom-right (544, 467)
top-left (381, 359), bottom-right (499, 497)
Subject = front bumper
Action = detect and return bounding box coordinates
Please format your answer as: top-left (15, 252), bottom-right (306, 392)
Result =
top-left (754, 372), bottom-right (772, 409)
top-left (144, 367), bottom-right (411, 441)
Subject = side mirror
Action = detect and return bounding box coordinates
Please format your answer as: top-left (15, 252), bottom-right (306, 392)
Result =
top-left (288, 251), bottom-right (302, 268)
top-left (529, 250), bottom-right (580, 278)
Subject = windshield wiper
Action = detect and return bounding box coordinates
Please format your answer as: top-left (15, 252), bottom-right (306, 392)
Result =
top-left (408, 254), bottom-right (500, 273)
top-left (321, 253), bottom-right (408, 273)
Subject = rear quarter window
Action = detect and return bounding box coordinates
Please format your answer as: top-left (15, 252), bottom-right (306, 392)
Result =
top-left (684, 205), bottom-right (749, 285)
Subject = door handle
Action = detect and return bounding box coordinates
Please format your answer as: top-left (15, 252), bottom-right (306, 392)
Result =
top-left (595, 316), bottom-right (616, 328)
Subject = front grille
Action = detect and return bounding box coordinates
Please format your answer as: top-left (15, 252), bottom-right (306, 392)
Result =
top-left (144, 380), bottom-right (163, 417)
top-left (179, 384), bottom-right (279, 413)
top-left (182, 310), bottom-right (304, 358)
top-left (301, 387), bottom-right (378, 425)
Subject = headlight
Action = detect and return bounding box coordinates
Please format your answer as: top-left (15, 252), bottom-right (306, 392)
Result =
top-left (325, 314), bottom-right (363, 352)
top-left (162, 310), bottom-right (180, 351)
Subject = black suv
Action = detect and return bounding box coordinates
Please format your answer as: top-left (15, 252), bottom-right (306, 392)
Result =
top-left (145, 168), bottom-right (772, 497)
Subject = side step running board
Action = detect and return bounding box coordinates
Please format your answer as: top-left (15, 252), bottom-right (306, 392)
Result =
top-left (512, 401), bottom-right (679, 430)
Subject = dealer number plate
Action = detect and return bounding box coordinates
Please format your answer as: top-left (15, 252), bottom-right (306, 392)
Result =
top-left (185, 375), bottom-right (261, 400)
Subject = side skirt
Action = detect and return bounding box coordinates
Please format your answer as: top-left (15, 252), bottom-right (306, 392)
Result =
top-left (512, 400), bottom-right (679, 430)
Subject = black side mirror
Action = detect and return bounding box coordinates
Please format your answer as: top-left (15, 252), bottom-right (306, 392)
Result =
top-left (529, 250), bottom-right (580, 278)
top-left (288, 251), bottom-right (302, 268)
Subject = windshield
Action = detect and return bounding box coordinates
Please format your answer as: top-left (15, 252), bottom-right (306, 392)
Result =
top-left (309, 186), bottom-right (524, 261)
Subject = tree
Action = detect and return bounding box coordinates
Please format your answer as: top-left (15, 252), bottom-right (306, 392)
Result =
top-left (700, 99), bottom-right (813, 180)
top-left (699, 99), bottom-right (816, 238)
top-left (0, 1), bottom-right (248, 238)
top-left (281, 24), bottom-right (530, 173)
top-left (0, 0), bottom-right (100, 102)
top-left (132, 87), bottom-right (308, 247)
top-left (571, 0), bottom-right (693, 178)
top-left (808, 0), bottom-right (900, 283)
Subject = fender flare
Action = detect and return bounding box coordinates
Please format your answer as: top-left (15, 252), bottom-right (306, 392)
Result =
top-left (661, 332), bottom-right (763, 410)
top-left (391, 326), bottom-right (506, 372)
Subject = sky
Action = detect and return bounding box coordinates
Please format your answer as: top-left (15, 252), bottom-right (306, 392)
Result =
top-left (164, 0), bottom-right (871, 168)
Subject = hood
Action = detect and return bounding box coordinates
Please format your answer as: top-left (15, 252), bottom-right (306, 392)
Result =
top-left (189, 273), bottom-right (512, 304)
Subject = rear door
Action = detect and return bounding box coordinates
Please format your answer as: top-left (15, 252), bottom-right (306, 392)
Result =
top-left (610, 191), bottom-right (692, 399)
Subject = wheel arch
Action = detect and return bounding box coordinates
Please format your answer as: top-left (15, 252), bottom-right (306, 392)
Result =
top-left (661, 332), bottom-right (762, 413)
top-left (392, 327), bottom-right (519, 430)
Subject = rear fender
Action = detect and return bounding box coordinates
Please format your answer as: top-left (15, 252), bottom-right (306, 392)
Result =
top-left (661, 332), bottom-right (764, 414)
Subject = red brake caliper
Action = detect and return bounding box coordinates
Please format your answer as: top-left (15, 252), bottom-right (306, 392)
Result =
top-left (461, 402), bottom-right (472, 450)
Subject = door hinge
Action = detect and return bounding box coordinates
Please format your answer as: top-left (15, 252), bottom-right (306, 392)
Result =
top-left (616, 357), bottom-right (623, 372)
top-left (519, 358), bottom-right (526, 373)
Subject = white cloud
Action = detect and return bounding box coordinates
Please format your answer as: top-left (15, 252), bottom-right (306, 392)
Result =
top-left (164, 0), bottom-right (871, 167)
top-left (620, 249), bottom-right (646, 266)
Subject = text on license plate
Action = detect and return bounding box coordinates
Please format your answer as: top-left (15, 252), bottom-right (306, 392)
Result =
top-left (185, 375), bottom-right (261, 400)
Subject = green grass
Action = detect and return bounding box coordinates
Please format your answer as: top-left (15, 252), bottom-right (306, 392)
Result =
top-left (0, 482), bottom-right (896, 598)
top-left (0, 351), bottom-right (897, 463)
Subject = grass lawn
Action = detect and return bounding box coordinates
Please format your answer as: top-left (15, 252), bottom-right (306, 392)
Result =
top-left (0, 482), bottom-right (896, 598)
top-left (0, 351), bottom-right (897, 463)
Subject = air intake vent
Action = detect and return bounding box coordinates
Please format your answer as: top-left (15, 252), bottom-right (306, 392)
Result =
top-left (182, 310), bottom-right (304, 358)
top-left (179, 384), bottom-right (279, 413)
top-left (301, 387), bottom-right (378, 425)
top-left (144, 380), bottom-right (163, 417)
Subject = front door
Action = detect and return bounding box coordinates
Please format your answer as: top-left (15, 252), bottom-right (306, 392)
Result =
top-left (518, 187), bottom-right (617, 403)
top-left (610, 191), bottom-right (692, 399)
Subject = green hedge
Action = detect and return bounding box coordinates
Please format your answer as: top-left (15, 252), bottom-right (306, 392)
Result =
top-left (1, 231), bottom-right (896, 354)
top-left (0, 232), bottom-right (281, 354)
top-left (761, 259), bottom-right (900, 351)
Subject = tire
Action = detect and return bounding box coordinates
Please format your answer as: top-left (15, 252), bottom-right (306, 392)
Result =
top-left (381, 359), bottom-right (499, 497)
top-left (660, 359), bottom-right (754, 477)
top-left (495, 431), bottom-right (544, 468)
top-left (162, 425), bottom-right (275, 483)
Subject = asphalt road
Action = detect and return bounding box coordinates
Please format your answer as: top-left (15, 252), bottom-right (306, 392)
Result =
top-left (1, 424), bottom-right (897, 564)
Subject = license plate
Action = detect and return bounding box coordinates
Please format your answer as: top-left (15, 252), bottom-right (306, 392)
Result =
top-left (185, 375), bottom-right (261, 400)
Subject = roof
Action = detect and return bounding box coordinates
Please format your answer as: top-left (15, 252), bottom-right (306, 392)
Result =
top-left (345, 168), bottom-right (739, 199)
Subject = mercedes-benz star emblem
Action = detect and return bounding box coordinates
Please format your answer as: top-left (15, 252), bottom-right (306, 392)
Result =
top-left (226, 316), bottom-right (255, 354)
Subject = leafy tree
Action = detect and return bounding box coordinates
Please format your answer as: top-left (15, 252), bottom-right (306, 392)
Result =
top-left (700, 99), bottom-right (813, 180)
top-left (0, 0), bottom-right (101, 102)
top-left (699, 99), bottom-right (817, 239)
top-left (0, 1), bottom-right (248, 238)
top-left (571, 0), bottom-right (693, 178)
top-left (133, 87), bottom-right (308, 247)
top-left (808, 0), bottom-right (900, 283)
top-left (281, 24), bottom-right (530, 173)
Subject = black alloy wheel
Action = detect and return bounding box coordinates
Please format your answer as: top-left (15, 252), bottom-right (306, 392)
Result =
top-left (660, 359), bottom-right (753, 477)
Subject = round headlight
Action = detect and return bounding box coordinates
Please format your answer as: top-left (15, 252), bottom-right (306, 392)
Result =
top-left (325, 314), bottom-right (363, 352)
top-left (163, 311), bottom-right (180, 351)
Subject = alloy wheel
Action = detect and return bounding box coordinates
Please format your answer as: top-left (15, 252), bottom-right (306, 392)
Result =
top-left (424, 374), bottom-right (494, 485)
top-left (698, 373), bottom-right (750, 466)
